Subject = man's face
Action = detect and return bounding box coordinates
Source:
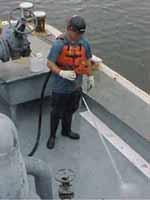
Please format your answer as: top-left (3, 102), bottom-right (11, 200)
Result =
top-left (68, 30), bottom-right (83, 42)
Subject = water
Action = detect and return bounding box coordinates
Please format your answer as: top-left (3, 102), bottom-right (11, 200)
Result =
top-left (0, 0), bottom-right (150, 93)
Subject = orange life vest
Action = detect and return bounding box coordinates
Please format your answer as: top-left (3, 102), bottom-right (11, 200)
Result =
top-left (56, 36), bottom-right (92, 75)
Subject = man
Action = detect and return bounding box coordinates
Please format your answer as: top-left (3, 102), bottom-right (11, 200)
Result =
top-left (47, 15), bottom-right (94, 149)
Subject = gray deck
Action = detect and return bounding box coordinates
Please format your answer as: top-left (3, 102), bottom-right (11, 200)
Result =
top-left (0, 95), bottom-right (149, 199)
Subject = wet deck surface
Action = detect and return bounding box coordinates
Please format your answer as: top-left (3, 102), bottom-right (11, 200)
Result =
top-left (0, 95), bottom-right (149, 199)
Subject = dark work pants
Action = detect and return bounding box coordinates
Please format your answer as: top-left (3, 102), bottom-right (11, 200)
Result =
top-left (50, 88), bottom-right (81, 138)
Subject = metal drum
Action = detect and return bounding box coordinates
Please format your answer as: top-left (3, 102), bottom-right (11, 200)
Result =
top-left (33, 11), bottom-right (46, 32)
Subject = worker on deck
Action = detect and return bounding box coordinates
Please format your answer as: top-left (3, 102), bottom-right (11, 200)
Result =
top-left (47, 15), bottom-right (94, 149)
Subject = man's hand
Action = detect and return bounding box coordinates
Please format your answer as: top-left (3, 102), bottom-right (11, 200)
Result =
top-left (87, 75), bottom-right (95, 91)
top-left (59, 70), bottom-right (76, 81)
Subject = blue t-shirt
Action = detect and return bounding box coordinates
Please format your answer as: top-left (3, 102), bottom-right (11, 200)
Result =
top-left (47, 35), bottom-right (92, 94)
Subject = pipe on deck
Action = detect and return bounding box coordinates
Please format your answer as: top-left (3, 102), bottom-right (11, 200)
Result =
top-left (25, 157), bottom-right (53, 200)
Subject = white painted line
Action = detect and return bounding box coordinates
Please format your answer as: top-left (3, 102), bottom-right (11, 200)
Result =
top-left (80, 111), bottom-right (150, 179)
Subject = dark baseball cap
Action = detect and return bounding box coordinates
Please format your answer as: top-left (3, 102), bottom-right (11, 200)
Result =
top-left (68, 15), bottom-right (86, 33)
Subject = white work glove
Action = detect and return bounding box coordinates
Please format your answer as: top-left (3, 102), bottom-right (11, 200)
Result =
top-left (87, 75), bottom-right (95, 91)
top-left (59, 70), bottom-right (76, 81)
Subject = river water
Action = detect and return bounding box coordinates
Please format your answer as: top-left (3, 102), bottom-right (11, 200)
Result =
top-left (0, 0), bottom-right (150, 93)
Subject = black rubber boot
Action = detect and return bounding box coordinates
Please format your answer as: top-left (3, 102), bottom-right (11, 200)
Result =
top-left (62, 131), bottom-right (80, 140)
top-left (47, 113), bottom-right (59, 150)
top-left (61, 112), bottom-right (80, 140)
top-left (47, 137), bottom-right (55, 149)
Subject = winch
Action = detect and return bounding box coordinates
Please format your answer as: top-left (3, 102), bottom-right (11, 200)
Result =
top-left (0, 4), bottom-right (37, 62)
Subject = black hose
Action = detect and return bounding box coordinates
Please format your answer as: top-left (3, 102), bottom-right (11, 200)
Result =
top-left (28, 71), bottom-right (52, 156)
